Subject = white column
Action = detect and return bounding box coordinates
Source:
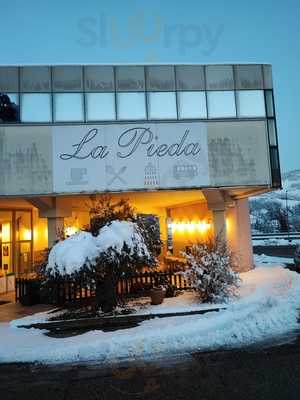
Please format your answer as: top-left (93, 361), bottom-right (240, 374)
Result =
top-left (226, 198), bottom-right (254, 272)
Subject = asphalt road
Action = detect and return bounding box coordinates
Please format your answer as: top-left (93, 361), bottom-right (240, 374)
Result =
top-left (1, 333), bottom-right (300, 400)
top-left (253, 244), bottom-right (296, 258)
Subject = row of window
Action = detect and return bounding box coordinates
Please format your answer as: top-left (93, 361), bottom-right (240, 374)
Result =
top-left (0, 64), bottom-right (273, 93)
top-left (2, 89), bottom-right (275, 123)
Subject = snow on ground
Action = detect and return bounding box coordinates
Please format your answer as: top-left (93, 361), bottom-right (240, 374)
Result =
top-left (253, 238), bottom-right (300, 246)
top-left (130, 291), bottom-right (222, 316)
top-left (1, 260), bottom-right (300, 364)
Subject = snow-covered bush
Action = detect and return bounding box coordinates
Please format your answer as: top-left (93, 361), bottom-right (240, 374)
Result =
top-left (46, 221), bottom-right (153, 276)
top-left (182, 239), bottom-right (240, 303)
top-left (45, 220), bottom-right (157, 312)
top-left (42, 197), bottom-right (161, 312)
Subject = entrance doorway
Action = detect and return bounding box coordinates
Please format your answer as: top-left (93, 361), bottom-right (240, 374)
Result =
top-left (0, 209), bottom-right (33, 277)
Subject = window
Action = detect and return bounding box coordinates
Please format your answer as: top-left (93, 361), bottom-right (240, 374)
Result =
top-left (6, 93), bottom-right (19, 105)
top-left (146, 66), bottom-right (175, 91)
top-left (84, 66), bottom-right (114, 92)
top-left (175, 66), bottom-right (205, 90)
top-left (268, 119), bottom-right (277, 146)
top-left (235, 65), bottom-right (263, 89)
top-left (53, 66), bottom-right (83, 92)
top-left (177, 91), bottom-right (207, 119)
top-left (270, 146), bottom-right (281, 187)
top-left (205, 65), bottom-right (234, 90)
top-left (0, 67), bottom-right (18, 92)
top-left (54, 93), bottom-right (84, 122)
top-left (236, 90), bottom-right (266, 117)
top-left (117, 92), bottom-right (146, 120)
top-left (0, 93), bottom-right (19, 122)
top-left (21, 94), bottom-right (52, 122)
top-left (265, 90), bottom-right (274, 117)
top-left (20, 67), bottom-right (51, 92)
top-left (116, 66), bottom-right (145, 91)
top-left (207, 91), bottom-right (236, 118)
top-left (86, 93), bottom-right (116, 121)
top-left (148, 92), bottom-right (177, 119)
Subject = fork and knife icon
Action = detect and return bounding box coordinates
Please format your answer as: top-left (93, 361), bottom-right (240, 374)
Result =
top-left (106, 165), bottom-right (127, 185)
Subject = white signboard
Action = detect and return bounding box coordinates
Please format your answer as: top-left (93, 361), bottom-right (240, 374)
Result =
top-left (52, 122), bottom-right (210, 193)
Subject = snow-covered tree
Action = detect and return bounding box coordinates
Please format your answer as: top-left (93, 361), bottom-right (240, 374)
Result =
top-left (42, 197), bottom-right (161, 312)
top-left (182, 239), bottom-right (240, 303)
top-left (45, 220), bottom-right (157, 312)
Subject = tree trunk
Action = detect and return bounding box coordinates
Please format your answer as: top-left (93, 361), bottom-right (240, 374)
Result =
top-left (95, 272), bottom-right (117, 313)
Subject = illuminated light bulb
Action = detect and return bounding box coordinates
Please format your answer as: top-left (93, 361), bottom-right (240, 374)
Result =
top-left (197, 221), bottom-right (210, 233)
top-left (187, 222), bottom-right (195, 233)
top-left (177, 222), bottom-right (185, 232)
top-left (171, 222), bottom-right (177, 232)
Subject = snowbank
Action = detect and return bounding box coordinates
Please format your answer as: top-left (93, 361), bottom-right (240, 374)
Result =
top-left (1, 262), bottom-right (300, 364)
top-left (254, 253), bottom-right (294, 265)
top-left (47, 220), bottom-right (149, 275)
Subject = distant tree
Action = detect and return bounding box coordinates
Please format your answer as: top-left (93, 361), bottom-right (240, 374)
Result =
top-left (0, 93), bottom-right (19, 122)
top-left (266, 202), bottom-right (289, 232)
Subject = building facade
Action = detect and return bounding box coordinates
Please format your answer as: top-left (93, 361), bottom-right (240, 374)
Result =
top-left (0, 64), bottom-right (281, 276)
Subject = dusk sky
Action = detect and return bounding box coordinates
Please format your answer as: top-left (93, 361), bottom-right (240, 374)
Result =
top-left (0, 0), bottom-right (299, 172)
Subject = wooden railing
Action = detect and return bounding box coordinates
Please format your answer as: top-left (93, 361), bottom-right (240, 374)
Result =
top-left (15, 270), bottom-right (191, 306)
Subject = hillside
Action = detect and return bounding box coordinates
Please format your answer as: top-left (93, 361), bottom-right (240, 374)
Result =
top-left (250, 170), bottom-right (300, 232)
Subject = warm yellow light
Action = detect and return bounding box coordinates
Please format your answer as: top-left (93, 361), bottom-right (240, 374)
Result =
top-left (171, 220), bottom-right (211, 235)
top-left (171, 222), bottom-right (178, 232)
top-left (1, 223), bottom-right (11, 242)
top-left (177, 222), bottom-right (185, 233)
top-left (65, 226), bottom-right (79, 237)
top-left (226, 218), bottom-right (230, 232)
top-left (187, 222), bottom-right (195, 233)
top-left (23, 229), bottom-right (32, 241)
top-left (33, 227), bottom-right (38, 241)
top-left (197, 221), bottom-right (211, 233)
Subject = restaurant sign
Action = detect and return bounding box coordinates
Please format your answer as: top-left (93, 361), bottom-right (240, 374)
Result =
top-left (52, 122), bottom-right (210, 193)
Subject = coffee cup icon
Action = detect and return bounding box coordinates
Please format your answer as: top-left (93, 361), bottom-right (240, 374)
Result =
top-left (66, 168), bottom-right (88, 185)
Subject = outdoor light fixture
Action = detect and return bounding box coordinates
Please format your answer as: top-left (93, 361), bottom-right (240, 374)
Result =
top-left (170, 220), bottom-right (211, 233)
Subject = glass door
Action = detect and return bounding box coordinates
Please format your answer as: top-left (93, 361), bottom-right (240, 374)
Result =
top-left (0, 209), bottom-right (33, 277)
top-left (0, 211), bottom-right (13, 275)
top-left (15, 210), bottom-right (33, 276)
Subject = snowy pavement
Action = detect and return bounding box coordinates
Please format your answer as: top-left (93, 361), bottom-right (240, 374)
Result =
top-left (1, 258), bottom-right (300, 364)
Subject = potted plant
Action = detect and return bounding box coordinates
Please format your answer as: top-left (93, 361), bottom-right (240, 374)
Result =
top-left (150, 286), bottom-right (165, 305)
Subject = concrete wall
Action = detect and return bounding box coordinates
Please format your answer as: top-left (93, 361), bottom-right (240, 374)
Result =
top-left (207, 121), bottom-right (270, 186)
top-left (226, 198), bottom-right (254, 272)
